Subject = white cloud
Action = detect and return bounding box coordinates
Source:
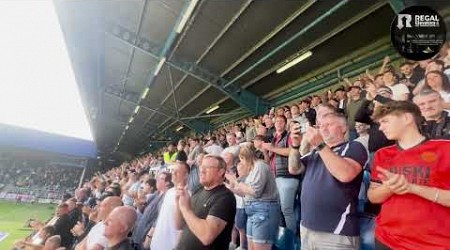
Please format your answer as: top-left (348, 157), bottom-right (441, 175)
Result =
top-left (0, 0), bottom-right (93, 141)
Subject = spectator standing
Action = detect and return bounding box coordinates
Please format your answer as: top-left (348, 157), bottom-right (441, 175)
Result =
top-left (368, 101), bottom-right (450, 250)
top-left (226, 146), bottom-right (280, 250)
top-left (346, 85), bottom-right (365, 140)
top-left (187, 139), bottom-right (202, 166)
top-left (103, 206), bottom-right (137, 250)
top-left (414, 88), bottom-right (450, 138)
top-left (73, 196), bottom-right (123, 250)
top-left (131, 172), bottom-right (172, 250)
top-left (175, 155), bottom-right (236, 250)
top-left (289, 113), bottom-right (368, 250)
top-left (150, 162), bottom-right (189, 250)
top-left (383, 69), bottom-right (410, 101)
top-left (262, 115), bottom-right (299, 234)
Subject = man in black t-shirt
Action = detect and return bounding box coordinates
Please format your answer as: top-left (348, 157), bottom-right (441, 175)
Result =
top-left (175, 155), bottom-right (236, 250)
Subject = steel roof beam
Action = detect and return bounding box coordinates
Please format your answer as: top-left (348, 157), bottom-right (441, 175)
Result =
top-left (106, 24), bottom-right (270, 116)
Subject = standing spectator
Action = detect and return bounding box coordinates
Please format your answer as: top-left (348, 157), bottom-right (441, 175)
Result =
top-left (291, 104), bottom-right (301, 122)
top-left (150, 162), bottom-right (189, 250)
top-left (299, 98), bottom-right (316, 126)
top-left (424, 70), bottom-right (450, 107)
top-left (264, 116), bottom-right (275, 142)
top-left (187, 152), bottom-right (204, 194)
top-left (253, 135), bottom-right (269, 162)
top-left (413, 88), bottom-right (450, 138)
top-left (368, 101), bottom-right (450, 250)
top-left (176, 140), bottom-right (188, 162)
top-left (103, 206), bottom-right (137, 250)
top-left (262, 115), bottom-right (299, 234)
top-left (226, 146), bottom-right (280, 250)
top-left (383, 69), bottom-right (410, 101)
top-left (245, 118), bottom-right (257, 142)
top-left (288, 113), bottom-right (368, 250)
top-left (355, 85), bottom-right (395, 153)
top-left (334, 87), bottom-right (348, 113)
top-left (175, 155), bottom-right (236, 250)
top-left (311, 95), bottom-right (322, 110)
top-left (354, 121), bottom-right (370, 152)
top-left (399, 61), bottom-right (424, 90)
top-left (131, 172), bottom-right (172, 250)
top-left (52, 203), bottom-right (74, 249)
top-left (121, 170), bottom-right (140, 206)
top-left (164, 143), bottom-right (178, 165)
top-left (73, 196), bottom-right (123, 250)
top-left (221, 133), bottom-right (240, 158)
top-left (346, 85), bottom-right (364, 140)
top-left (203, 136), bottom-right (223, 156)
top-left (187, 139), bottom-right (202, 166)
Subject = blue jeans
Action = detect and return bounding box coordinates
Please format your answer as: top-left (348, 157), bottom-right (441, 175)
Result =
top-left (360, 214), bottom-right (376, 250)
top-left (245, 200), bottom-right (280, 244)
top-left (276, 177), bottom-right (299, 232)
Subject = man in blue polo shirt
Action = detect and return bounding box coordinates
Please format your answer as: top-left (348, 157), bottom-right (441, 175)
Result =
top-left (288, 112), bottom-right (368, 250)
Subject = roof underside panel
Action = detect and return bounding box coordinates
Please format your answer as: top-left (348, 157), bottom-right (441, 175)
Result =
top-left (198, 0), bottom-right (307, 75)
top-left (249, 4), bottom-right (395, 97)
top-left (171, 0), bottom-right (247, 64)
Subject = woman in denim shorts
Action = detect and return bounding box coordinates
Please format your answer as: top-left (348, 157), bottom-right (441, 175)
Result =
top-left (226, 146), bottom-right (280, 250)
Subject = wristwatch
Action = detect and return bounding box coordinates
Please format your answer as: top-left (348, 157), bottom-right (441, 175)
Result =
top-left (316, 142), bottom-right (327, 151)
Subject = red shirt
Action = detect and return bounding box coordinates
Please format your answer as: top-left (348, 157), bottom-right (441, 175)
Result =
top-left (371, 139), bottom-right (450, 250)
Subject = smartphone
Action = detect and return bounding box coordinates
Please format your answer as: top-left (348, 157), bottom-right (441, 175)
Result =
top-left (292, 120), bottom-right (309, 134)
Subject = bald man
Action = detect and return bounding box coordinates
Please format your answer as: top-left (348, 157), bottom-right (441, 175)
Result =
top-left (74, 196), bottom-right (123, 250)
top-left (104, 206), bottom-right (137, 250)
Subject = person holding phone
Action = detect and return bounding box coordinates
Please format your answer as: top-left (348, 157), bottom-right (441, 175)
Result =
top-left (288, 112), bottom-right (368, 250)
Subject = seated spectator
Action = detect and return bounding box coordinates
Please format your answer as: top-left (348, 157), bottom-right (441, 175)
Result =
top-left (73, 196), bottom-right (123, 250)
top-left (103, 206), bottom-right (137, 250)
top-left (150, 161), bottom-right (189, 250)
top-left (414, 88), bottom-right (450, 138)
top-left (175, 155), bottom-right (236, 250)
top-left (226, 146), bottom-right (280, 250)
top-left (368, 101), bottom-right (450, 250)
top-left (289, 112), bottom-right (368, 250)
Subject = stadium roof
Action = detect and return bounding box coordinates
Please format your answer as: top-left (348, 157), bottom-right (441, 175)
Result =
top-left (54, 0), bottom-right (450, 160)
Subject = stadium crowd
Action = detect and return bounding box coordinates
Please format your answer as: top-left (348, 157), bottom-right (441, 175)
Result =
top-left (0, 162), bottom-right (82, 190)
top-left (11, 47), bottom-right (450, 250)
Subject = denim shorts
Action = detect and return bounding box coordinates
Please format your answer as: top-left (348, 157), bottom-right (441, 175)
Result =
top-left (245, 200), bottom-right (280, 244)
top-left (235, 208), bottom-right (247, 230)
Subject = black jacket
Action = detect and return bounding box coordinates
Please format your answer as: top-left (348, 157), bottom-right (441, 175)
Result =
top-left (354, 99), bottom-right (395, 153)
top-left (421, 111), bottom-right (450, 139)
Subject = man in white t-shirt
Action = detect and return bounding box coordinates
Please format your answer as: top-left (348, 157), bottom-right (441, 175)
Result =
top-left (73, 196), bottom-right (123, 250)
top-left (150, 161), bottom-right (189, 250)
